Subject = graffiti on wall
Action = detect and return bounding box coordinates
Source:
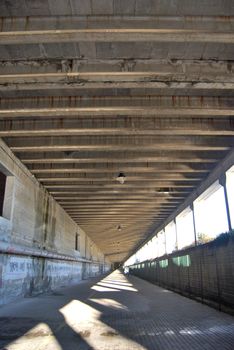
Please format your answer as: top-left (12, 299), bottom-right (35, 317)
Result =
top-left (2, 255), bottom-right (83, 282)
top-left (4, 256), bottom-right (34, 280)
top-left (46, 260), bottom-right (82, 278)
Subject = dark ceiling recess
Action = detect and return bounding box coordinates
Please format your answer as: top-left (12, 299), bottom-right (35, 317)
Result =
top-left (0, 0), bottom-right (234, 262)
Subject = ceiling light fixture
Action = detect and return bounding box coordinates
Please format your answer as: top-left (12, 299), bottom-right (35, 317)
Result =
top-left (157, 187), bottom-right (171, 194)
top-left (117, 225), bottom-right (122, 231)
top-left (116, 172), bottom-right (126, 184)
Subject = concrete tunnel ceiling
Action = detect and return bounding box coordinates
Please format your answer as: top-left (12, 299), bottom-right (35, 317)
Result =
top-left (0, 0), bottom-right (234, 263)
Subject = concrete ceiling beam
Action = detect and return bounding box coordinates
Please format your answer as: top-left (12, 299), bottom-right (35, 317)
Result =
top-left (0, 95), bottom-right (232, 108)
top-left (9, 145), bottom-right (230, 153)
top-left (2, 82), bottom-right (234, 95)
top-left (51, 190), bottom-right (188, 195)
top-left (1, 72), bottom-right (234, 84)
top-left (0, 0), bottom-right (233, 17)
top-left (43, 183), bottom-right (195, 189)
top-left (27, 164), bottom-right (214, 173)
top-left (0, 59), bottom-right (231, 75)
top-left (64, 206), bottom-right (176, 211)
top-left (7, 135), bottom-right (232, 152)
top-left (2, 125), bottom-right (234, 137)
top-left (49, 190), bottom-right (190, 195)
top-left (0, 28), bottom-right (234, 45)
top-left (1, 15), bottom-right (233, 31)
top-left (20, 156), bottom-right (218, 165)
top-left (1, 106), bottom-right (233, 118)
top-left (52, 197), bottom-right (187, 202)
top-left (0, 96), bottom-right (233, 118)
top-left (62, 199), bottom-right (181, 205)
top-left (36, 174), bottom-right (203, 181)
top-left (66, 214), bottom-right (172, 219)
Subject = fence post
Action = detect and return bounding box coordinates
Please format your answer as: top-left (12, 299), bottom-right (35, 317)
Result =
top-left (214, 249), bottom-right (222, 311)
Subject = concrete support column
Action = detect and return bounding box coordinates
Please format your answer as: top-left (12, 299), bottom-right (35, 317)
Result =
top-left (190, 203), bottom-right (197, 246)
top-left (219, 174), bottom-right (232, 231)
top-left (163, 229), bottom-right (166, 255)
top-left (174, 219), bottom-right (178, 251)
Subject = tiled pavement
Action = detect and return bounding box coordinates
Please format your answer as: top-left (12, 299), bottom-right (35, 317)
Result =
top-left (0, 270), bottom-right (234, 350)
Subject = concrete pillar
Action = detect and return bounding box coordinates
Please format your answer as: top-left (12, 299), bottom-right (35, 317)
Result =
top-left (173, 219), bottom-right (178, 251)
top-left (219, 175), bottom-right (232, 231)
top-left (190, 203), bottom-right (197, 246)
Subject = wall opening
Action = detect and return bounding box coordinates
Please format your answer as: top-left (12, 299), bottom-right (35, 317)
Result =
top-left (0, 162), bottom-right (14, 221)
top-left (226, 165), bottom-right (234, 229)
top-left (125, 159), bottom-right (234, 268)
top-left (75, 232), bottom-right (80, 251)
top-left (157, 230), bottom-right (166, 258)
top-left (0, 171), bottom-right (6, 216)
top-left (165, 221), bottom-right (177, 254)
top-left (176, 207), bottom-right (195, 249)
top-left (194, 180), bottom-right (229, 243)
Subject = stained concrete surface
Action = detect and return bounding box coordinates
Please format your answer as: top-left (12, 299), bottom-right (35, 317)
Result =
top-left (0, 270), bottom-right (234, 350)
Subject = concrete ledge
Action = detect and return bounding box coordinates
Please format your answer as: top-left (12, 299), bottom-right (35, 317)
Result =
top-left (0, 240), bottom-right (92, 263)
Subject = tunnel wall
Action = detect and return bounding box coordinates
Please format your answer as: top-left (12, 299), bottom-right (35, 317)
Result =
top-left (0, 139), bottom-right (110, 305)
top-left (129, 233), bottom-right (234, 314)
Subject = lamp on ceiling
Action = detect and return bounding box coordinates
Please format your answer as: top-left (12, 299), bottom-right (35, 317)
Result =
top-left (157, 187), bottom-right (171, 194)
top-left (116, 172), bottom-right (126, 184)
top-left (117, 225), bottom-right (122, 231)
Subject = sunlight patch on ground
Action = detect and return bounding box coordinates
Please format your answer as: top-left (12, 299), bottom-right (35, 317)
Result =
top-left (91, 285), bottom-right (121, 292)
top-left (60, 299), bottom-right (101, 322)
top-left (89, 298), bottom-right (128, 311)
top-left (97, 281), bottom-right (138, 292)
top-left (104, 279), bottom-right (133, 285)
top-left (96, 272), bottom-right (138, 292)
top-left (5, 323), bottom-right (62, 350)
top-left (60, 299), bottom-right (146, 350)
top-left (100, 280), bottom-right (134, 287)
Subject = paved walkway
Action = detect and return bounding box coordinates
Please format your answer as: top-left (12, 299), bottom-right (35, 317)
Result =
top-left (0, 270), bottom-right (234, 350)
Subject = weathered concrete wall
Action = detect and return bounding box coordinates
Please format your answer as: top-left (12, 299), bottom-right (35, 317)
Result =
top-left (1, 0), bottom-right (233, 16)
top-left (0, 138), bottom-right (110, 305)
top-left (130, 235), bottom-right (234, 314)
top-left (0, 255), bottom-right (82, 304)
